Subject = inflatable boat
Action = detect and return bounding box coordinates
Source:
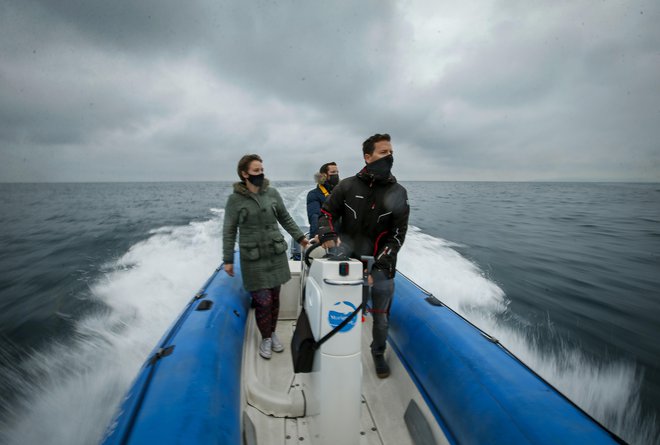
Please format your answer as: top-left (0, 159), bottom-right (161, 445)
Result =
top-left (100, 245), bottom-right (626, 445)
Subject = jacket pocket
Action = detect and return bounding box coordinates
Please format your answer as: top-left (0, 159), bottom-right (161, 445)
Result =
top-left (238, 208), bottom-right (249, 224)
top-left (240, 242), bottom-right (260, 261)
top-left (272, 237), bottom-right (288, 255)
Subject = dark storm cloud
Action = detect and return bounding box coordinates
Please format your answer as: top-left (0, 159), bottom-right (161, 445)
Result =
top-left (1, 0), bottom-right (404, 181)
top-left (22, 0), bottom-right (400, 108)
top-left (0, 0), bottom-right (658, 182)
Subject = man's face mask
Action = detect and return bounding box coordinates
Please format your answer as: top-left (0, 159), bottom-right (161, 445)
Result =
top-left (366, 155), bottom-right (393, 177)
top-left (326, 174), bottom-right (339, 189)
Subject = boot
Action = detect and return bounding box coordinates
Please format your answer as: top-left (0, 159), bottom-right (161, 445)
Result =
top-left (372, 353), bottom-right (390, 378)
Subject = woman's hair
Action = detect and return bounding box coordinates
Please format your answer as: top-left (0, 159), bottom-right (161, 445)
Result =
top-left (237, 154), bottom-right (262, 181)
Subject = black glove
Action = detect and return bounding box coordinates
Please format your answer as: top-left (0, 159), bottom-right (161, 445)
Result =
top-left (319, 232), bottom-right (338, 244)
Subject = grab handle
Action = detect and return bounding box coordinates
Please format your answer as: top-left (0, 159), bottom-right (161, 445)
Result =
top-left (323, 279), bottom-right (363, 286)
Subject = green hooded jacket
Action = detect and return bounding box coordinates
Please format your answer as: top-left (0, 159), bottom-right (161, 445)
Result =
top-left (222, 179), bottom-right (304, 292)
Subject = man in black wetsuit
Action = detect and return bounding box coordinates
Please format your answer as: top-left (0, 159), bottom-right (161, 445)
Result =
top-left (318, 133), bottom-right (409, 378)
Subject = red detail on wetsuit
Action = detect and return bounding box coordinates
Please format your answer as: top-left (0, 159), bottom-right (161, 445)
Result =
top-left (373, 231), bottom-right (388, 256)
top-left (321, 209), bottom-right (335, 233)
top-left (366, 308), bottom-right (389, 314)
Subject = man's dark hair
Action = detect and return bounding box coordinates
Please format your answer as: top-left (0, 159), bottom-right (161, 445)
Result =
top-left (319, 162), bottom-right (337, 175)
top-left (362, 133), bottom-right (391, 155)
top-left (237, 154), bottom-right (262, 181)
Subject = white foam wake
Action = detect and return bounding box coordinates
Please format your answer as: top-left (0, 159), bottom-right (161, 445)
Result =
top-left (0, 216), bottom-right (223, 445)
top-left (398, 226), bottom-right (658, 445)
top-left (398, 226), bottom-right (508, 316)
top-left (1, 186), bottom-right (656, 445)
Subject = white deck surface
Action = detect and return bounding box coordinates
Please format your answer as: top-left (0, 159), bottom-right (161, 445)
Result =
top-left (240, 262), bottom-right (449, 445)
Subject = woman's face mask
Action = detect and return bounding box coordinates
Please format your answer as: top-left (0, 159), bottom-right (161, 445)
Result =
top-left (247, 173), bottom-right (265, 188)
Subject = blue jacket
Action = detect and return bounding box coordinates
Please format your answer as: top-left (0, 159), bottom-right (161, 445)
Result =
top-left (306, 186), bottom-right (328, 238)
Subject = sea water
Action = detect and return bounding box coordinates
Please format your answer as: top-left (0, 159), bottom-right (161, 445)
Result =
top-left (0, 181), bottom-right (658, 444)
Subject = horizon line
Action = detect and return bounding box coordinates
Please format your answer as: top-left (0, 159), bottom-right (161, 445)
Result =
top-left (1, 179), bottom-right (658, 185)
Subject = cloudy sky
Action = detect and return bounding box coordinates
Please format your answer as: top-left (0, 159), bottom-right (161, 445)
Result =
top-left (1, 0), bottom-right (659, 182)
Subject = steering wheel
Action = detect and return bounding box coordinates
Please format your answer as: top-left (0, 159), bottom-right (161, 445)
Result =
top-left (303, 241), bottom-right (324, 267)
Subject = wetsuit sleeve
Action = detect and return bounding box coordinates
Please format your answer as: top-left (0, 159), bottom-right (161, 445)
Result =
top-left (274, 188), bottom-right (305, 242)
top-left (374, 187), bottom-right (410, 275)
top-left (222, 194), bottom-right (239, 264)
top-left (306, 189), bottom-right (321, 238)
top-left (318, 180), bottom-right (345, 240)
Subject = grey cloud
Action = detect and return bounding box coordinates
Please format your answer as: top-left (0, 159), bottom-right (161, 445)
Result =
top-left (387, 3), bottom-right (660, 180)
top-left (24, 0), bottom-right (207, 53)
top-left (1, 0), bottom-right (659, 182)
top-left (24, 0), bottom-right (400, 109)
top-left (0, 4), bottom-right (183, 147)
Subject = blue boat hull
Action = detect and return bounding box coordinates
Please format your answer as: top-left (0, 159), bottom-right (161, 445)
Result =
top-left (101, 263), bottom-right (624, 445)
top-left (101, 264), bottom-right (251, 445)
top-left (389, 274), bottom-right (624, 445)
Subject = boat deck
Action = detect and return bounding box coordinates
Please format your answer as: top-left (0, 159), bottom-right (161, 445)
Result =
top-left (240, 310), bottom-right (450, 445)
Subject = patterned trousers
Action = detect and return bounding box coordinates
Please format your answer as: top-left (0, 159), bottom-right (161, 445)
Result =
top-left (250, 286), bottom-right (281, 339)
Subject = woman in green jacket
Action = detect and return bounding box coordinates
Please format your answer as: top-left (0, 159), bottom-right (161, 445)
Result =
top-left (223, 154), bottom-right (309, 359)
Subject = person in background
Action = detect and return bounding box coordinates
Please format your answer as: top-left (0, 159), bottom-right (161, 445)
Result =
top-left (223, 154), bottom-right (310, 359)
top-left (306, 162), bottom-right (339, 239)
top-left (318, 134), bottom-right (409, 378)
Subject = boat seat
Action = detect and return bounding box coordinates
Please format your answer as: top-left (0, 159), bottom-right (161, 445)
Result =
top-left (243, 311), bottom-right (305, 418)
